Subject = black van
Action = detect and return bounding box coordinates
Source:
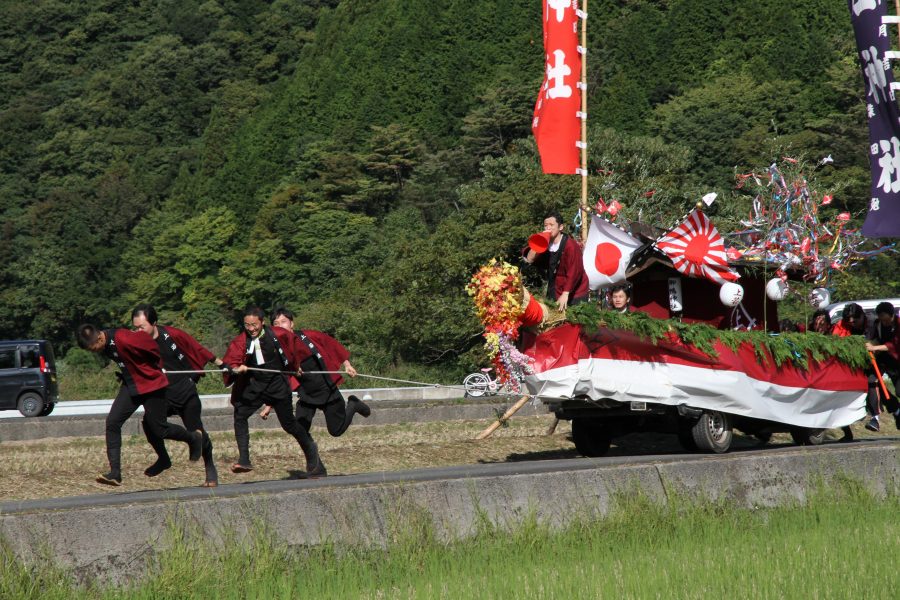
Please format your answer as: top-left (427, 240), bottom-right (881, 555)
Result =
top-left (0, 340), bottom-right (58, 417)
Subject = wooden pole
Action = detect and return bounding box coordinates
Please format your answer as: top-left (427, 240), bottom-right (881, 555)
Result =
top-left (475, 395), bottom-right (531, 440)
top-left (545, 416), bottom-right (560, 435)
top-left (869, 351), bottom-right (891, 413)
top-left (579, 0), bottom-right (589, 245)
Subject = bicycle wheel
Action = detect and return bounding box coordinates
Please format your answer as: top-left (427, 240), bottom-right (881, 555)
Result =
top-left (463, 373), bottom-right (491, 397)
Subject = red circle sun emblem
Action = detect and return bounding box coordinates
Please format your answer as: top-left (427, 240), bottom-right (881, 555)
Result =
top-left (595, 243), bottom-right (622, 276)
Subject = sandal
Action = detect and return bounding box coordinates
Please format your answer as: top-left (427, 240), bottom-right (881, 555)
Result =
top-left (230, 463), bottom-right (253, 473)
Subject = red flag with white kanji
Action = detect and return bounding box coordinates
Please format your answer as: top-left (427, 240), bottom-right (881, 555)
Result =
top-left (656, 209), bottom-right (739, 284)
top-left (532, 0), bottom-right (582, 174)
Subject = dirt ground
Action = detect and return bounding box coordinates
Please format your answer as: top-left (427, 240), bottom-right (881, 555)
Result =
top-left (0, 416), bottom-right (892, 503)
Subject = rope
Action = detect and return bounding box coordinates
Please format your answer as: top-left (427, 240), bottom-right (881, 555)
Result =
top-left (163, 367), bottom-right (537, 398)
top-left (160, 367), bottom-right (555, 400)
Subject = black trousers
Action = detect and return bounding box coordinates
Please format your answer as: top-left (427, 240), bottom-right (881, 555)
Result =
top-left (105, 385), bottom-right (193, 474)
top-left (296, 374), bottom-right (356, 437)
top-left (232, 377), bottom-right (315, 466)
top-left (143, 378), bottom-right (215, 471)
top-left (296, 394), bottom-right (355, 437)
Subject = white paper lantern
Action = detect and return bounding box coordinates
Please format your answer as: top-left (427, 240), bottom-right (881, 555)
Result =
top-left (668, 277), bottom-right (683, 312)
top-left (808, 287), bottom-right (831, 309)
top-left (719, 282), bottom-right (744, 307)
top-left (765, 278), bottom-right (789, 301)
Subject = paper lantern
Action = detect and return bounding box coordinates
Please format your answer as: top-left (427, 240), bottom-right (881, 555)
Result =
top-left (765, 278), bottom-right (789, 301)
top-left (809, 288), bottom-right (831, 309)
top-left (719, 282), bottom-right (744, 307)
top-left (668, 277), bottom-right (683, 313)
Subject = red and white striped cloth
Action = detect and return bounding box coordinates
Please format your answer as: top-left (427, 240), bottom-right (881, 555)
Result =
top-left (656, 209), bottom-right (739, 284)
top-left (522, 323), bottom-right (866, 429)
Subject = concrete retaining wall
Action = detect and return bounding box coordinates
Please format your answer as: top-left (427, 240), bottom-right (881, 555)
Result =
top-left (1, 442), bottom-right (898, 585)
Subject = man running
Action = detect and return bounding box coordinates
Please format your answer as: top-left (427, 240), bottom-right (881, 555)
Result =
top-left (259, 307), bottom-right (370, 436)
top-left (131, 304), bottom-right (222, 487)
top-left (76, 324), bottom-right (203, 486)
top-left (221, 306), bottom-right (326, 477)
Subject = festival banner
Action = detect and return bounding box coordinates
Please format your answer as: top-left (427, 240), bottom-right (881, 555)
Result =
top-left (849, 0), bottom-right (900, 237)
top-left (582, 214), bottom-right (642, 289)
top-left (532, 0), bottom-right (582, 174)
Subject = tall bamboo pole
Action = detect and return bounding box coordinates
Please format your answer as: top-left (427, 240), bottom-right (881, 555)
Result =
top-left (580, 0), bottom-right (589, 244)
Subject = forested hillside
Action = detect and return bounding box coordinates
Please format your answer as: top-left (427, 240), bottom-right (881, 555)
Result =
top-left (1, 0), bottom-right (896, 377)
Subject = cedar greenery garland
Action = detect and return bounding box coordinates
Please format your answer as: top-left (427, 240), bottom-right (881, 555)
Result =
top-left (565, 305), bottom-right (869, 370)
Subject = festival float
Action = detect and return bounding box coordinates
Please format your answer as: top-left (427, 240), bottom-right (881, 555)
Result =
top-left (467, 1), bottom-right (900, 455)
top-left (468, 191), bottom-right (876, 455)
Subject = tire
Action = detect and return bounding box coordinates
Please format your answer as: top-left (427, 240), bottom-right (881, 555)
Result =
top-left (572, 418), bottom-right (612, 457)
top-left (463, 373), bottom-right (490, 398)
top-left (17, 392), bottom-right (44, 418)
top-left (38, 403), bottom-right (55, 417)
top-left (691, 411), bottom-right (733, 453)
top-left (790, 427), bottom-right (826, 446)
top-left (677, 426), bottom-right (698, 451)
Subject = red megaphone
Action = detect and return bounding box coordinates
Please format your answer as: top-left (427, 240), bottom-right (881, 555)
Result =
top-left (528, 231), bottom-right (551, 253)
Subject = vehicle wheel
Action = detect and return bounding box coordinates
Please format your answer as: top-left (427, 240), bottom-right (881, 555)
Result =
top-left (17, 392), bottom-right (44, 418)
top-left (38, 403), bottom-right (55, 417)
top-left (572, 419), bottom-right (612, 457)
top-left (463, 373), bottom-right (490, 398)
top-left (572, 418), bottom-right (612, 457)
top-left (691, 411), bottom-right (733, 453)
top-left (677, 426), bottom-right (698, 451)
top-left (790, 427), bottom-right (826, 446)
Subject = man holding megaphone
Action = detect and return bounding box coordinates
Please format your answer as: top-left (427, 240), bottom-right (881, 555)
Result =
top-left (522, 211), bottom-right (589, 310)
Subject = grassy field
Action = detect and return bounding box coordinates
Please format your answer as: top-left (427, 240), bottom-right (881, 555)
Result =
top-left (2, 480), bottom-right (897, 599)
top-left (0, 415), bottom-right (576, 501)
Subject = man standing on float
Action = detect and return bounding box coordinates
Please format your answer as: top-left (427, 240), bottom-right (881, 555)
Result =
top-left (523, 210), bottom-right (589, 309)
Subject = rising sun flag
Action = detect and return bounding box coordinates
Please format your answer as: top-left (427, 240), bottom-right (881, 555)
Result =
top-left (656, 209), bottom-right (739, 285)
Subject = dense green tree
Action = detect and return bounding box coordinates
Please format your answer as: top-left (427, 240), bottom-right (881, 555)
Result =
top-left (0, 0), bottom-right (896, 373)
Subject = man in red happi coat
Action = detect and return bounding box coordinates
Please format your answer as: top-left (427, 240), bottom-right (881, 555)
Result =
top-left (77, 324), bottom-right (203, 486)
top-left (221, 306), bottom-right (325, 477)
top-left (132, 304), bottom-right (222, 487)
top-left (523, 210), bottom-right (589, 310)
top-left (259, 307), bottom-right (370, 437)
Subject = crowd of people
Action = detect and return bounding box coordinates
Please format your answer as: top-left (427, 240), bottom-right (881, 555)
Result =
top-left (824, 301), bottom-right (900, 436)
top-left (76, 305), bottom-right (370, 487)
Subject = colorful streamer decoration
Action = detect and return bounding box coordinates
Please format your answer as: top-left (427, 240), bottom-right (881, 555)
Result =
top-left (726, 158), bottom-right (896, 284)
